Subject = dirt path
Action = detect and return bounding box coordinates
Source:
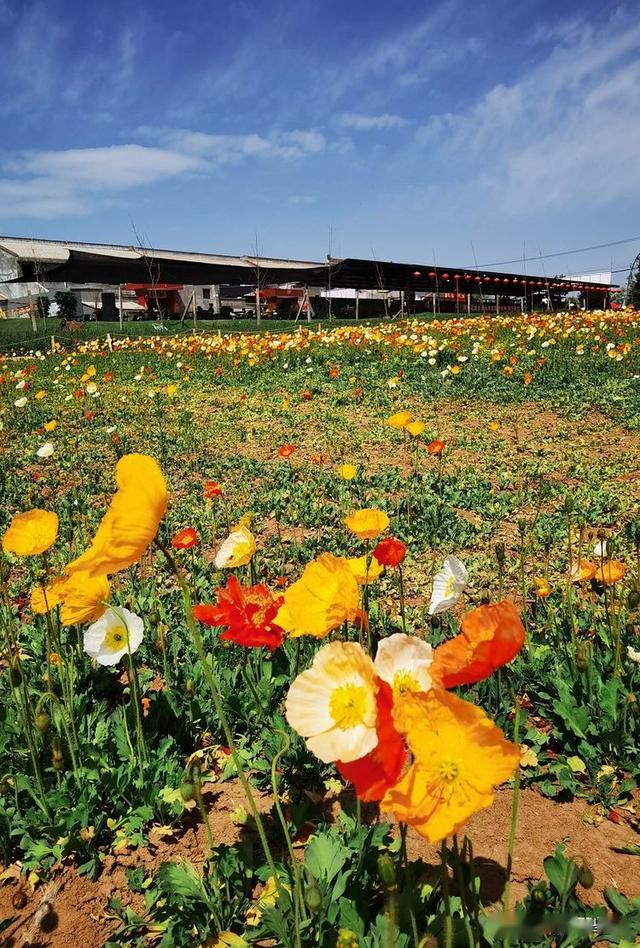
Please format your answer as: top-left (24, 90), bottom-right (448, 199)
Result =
top-left (0, 783), bottom-right (637, 946)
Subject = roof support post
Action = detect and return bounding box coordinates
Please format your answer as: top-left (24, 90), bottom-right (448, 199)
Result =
top-left (355, 289), bottom-right (359, 320)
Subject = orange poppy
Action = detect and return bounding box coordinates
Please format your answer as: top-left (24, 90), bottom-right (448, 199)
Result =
top-left (571, 560), bottom-right (597, 582)
top-left (336, 680), bottom-right (406, 802)
top-left (171, 527), bottom-right (198, 550)
top-left (192, 576), bottom-right (284, 650)
top-left (278, 444), bottom-right (296, 458)
top-left (431, 600), bottom-right (525, 688)
top-left (203, 480), bottom-right (223, 498)
top-left (373, 537), bottom-right (406, 568)
top-left (427, 439), bottom-right (446, 456)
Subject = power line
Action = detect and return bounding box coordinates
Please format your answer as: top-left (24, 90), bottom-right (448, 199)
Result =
top-left (476, 235), bottom-right (640, 268)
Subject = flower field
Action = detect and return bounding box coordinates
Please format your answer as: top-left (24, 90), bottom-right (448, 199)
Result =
top-left (1, 308), bottom-right (639, 947)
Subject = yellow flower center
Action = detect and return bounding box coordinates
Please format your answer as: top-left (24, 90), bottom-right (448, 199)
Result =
top-left (103, 624), bottom-right (129, 653)
top-left (439, 755), bottom-right (459, 782)
top-left (329, 683), bottom-right (368, 729)
top-left (444, 576), bottom-right (456, 598)
top-left (393, 670), bottom-right (420, 696)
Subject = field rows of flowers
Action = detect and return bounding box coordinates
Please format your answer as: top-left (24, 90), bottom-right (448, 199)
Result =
top-left (0, 309), bottom-right (639, 946)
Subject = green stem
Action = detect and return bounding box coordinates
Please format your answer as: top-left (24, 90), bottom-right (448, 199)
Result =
top-left (157, 541), bottom-right (279, 881)
top-left (502, 698), bottom-right (522, 942)
top-left (440, 839), bottom-right (453, 948)
top-left (271, 730), bottom-right (304, 947)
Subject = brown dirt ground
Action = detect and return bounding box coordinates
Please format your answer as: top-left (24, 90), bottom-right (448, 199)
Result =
top-left (0, 783), bottom-right (638, 947)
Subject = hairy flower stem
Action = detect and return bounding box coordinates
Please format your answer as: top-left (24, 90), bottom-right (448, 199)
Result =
top-left (502, 697), bottom-right (522, 942)
top-left (271, 730), bottom-right (304, 946)
top-left (398, 566), bottom-right (407, 634)
top-left (399, 824), bottom-right (419, 947)
top-left (157, 541), bottom-right (279, 881)
top-left (0, 581), bottom-right (51, 817)
top-left (440, 839), bottom-right (453, 948)
top-left (452, 836), bottom-right (475, 948)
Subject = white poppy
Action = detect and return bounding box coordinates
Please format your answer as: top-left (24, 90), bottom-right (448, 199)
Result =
top-left (85, 382), bottom-right (98, 395)
top-left (84, 607), bottom-right (144, 666)
top-left (628, 646), bottom-right (640, 665)
top-left (36, 442), bottom-right (55, 458)
top-left (285, 641), bottom-right (378, 763)
top-left (428, 555), bottom-right (469, 616)
top-left (14, 397), bottom-right (27, 408)
top-left (15, 379), bottom-right (27, 390)
top-left (593, 540), bottom-right (608, 557)
top-left (375, 633), bottom-right (433, 696)
top-left (214, 526), bottom-right (256, 569)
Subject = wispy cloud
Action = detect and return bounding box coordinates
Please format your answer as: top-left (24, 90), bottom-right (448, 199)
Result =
top-left (414, 8), bottom-right (640, 213)
top-left (337, 113), bottom-right (411, 131)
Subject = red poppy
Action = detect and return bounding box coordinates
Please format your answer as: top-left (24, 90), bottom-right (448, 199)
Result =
top-left (373, 537), bottom-right (407, 568)
top-left (278, 444), bottom-right (296, 458)
top-left (74, 389), bottom-right (84, 399)
top-left (171, 527), bottom-right (198, 550)
top-left (302, 390), bottom-right (313, 401)
top-left (337, 680), bottom-right (406, 801)
top-left (104, 372), bottom-right (114, 382)
top-left (203, 480), bottom-right (223, 498)
top-left (192, 576), bottom-right (284, 649)
top-left (431, 601), bottom-right (525, 688)
top-left (427, 439), bottom-right (446, 456)
top-left (85, 410), bottom-right (95, 421)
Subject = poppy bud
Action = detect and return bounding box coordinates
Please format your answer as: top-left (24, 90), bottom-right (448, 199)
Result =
top-left (185, 679), bottom-right (194, 697)
top-left (517, 520), bottom-right (527, 538)
top-left (531, 882), bottom-right (548, 905)
top-left (495, 542), bottom-right (506, 568)
top-left (627, 692), bottom-right (637, 705)
top-left (0, 778), bottom-right (12, 795)
top-left (179, 781), bottom-right (195, 802)
top-left (563, 494), bottom-right (574, 515)
top-left (336, 929), bottom-right (359, 948)
top-left (627, 589), bottom-right (640, 610)
top-left (35, 712), bottom-right (51, 735)
top-left (575, 641), bottom-right (590, 672)
top-left (377, 854), bottom-right (396, 889)
top-left (9, 664), bottom-right (22, 687)
top-left (576, 859), bottom-right (594, 889)
top-left (52, 739), bottom-right (65, 772)
top-left (418, 938), bottom-right (438, 948)
top-left (304, 883), bottom-right (323, 913)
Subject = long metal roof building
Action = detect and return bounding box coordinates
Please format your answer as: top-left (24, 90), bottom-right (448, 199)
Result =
top-left (0, 235), bottom-right (615, 296)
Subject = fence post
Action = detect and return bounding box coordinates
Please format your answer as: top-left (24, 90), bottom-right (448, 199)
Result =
top-left (51, 335), bottom-right (55, 355)
top-left (106, 333), bottom-right (113, 352)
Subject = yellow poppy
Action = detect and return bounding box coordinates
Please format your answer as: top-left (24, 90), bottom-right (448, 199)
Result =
top-left (2, 509), bottom-right (59, 556)
top-left (338, 463), bottom-right (358, 481)
top-left (59, 573), bottom-right (111, 626)
top-left (386, 411), bottom-right (413, 429)
top-left (35, 390), bottom-right (46, 400)
top-left (275, 553), bottom-right (360, 638)
top-left (31, 576), bottom-right (67, 614)
top-left (405, 420), bottom-right (426, 437)
top-left (347, 554), bottom-right (384, 585)
top-left (595, 561), bottom-right (625, 585)
top-left (166, 383), bottom-right (177, 396)
top-left (345, 508), bottom-right (390, 541)
top-left (65, 454), bottom-right (168, 577)
top-left (44, 420), bottom-right (57, 433)
top-left (31, 572), bottom-right (110, 626)
top-left (381, 688), bottom-right (519, 843)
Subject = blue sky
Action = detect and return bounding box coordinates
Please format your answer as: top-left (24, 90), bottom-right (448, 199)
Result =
top-left (1, 0), bottom-right (639, 279)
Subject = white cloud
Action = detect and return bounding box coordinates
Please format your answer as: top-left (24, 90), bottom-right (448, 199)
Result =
top-left (0, 127), bottom-right (327, 218)
top-left (338, 113), bottom-right (410, 131)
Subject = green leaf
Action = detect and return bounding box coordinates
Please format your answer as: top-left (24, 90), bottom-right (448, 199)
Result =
top-left (566, 756), bottom-right (587, 774)
top-left (156, 861), bottom-right (207, 903)
top-left (304, 833), bottom-right (347, 884)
